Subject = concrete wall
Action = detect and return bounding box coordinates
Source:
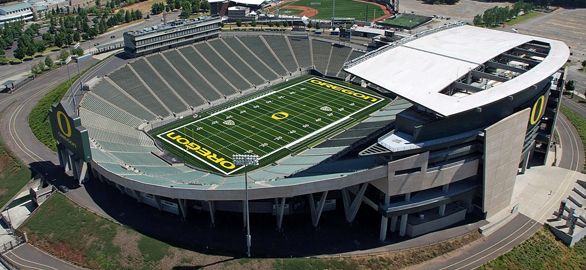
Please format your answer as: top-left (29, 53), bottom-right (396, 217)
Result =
top-left (483, 108), bottom-right (530, 218)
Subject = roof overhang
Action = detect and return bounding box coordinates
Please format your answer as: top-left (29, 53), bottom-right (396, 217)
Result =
top-left (345, 25), bottom-right (570, 117)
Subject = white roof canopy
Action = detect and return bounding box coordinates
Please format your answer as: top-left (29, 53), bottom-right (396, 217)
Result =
top-left (345, 25), bottom-right (569, 116)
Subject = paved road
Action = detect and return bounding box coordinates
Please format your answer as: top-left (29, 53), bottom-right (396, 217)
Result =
top-left (3, 244), bottom-right (82, 270)
top-left (0, 11), bottom-right (180, 85)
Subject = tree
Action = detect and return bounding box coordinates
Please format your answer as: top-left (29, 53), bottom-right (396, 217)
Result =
top-left (236, 19), bottom-right (242, 27)
top-left (37, 60), bottom-right (45, 72)
top-left (14, 45), bottom-right (26, 59)
top-left (59, 49), bottom-right (70, 61)
top-left (45, 56), bottom-right (54, 69)
top-left (565, 80), bottom-right (575, 91)
top-left (582, 60), bottom-right (586, 70)
top-left (251, 20), bottom-right (256, 27)
top-left (73, 31), bottom-right (81, 42)
top-left (199, 0), bottom-right (209, 11)
top-left (473, 14), bottom-right (482, 25)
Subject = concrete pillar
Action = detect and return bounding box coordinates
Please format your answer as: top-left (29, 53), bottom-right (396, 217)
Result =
top-left (439, 204), bottom-right (446, 216)
top-left (405, 193), bottom-right (411, 201)
top-left (379, 195), bottom-right (390, 242)
top-left (390, 216), bottom-right (398, 232)
top-left (399, 214), bottom-right (408, 237)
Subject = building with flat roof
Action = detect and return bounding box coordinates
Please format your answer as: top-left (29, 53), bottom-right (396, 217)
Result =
top-left (123, 16), bottom-right (222, 57)
top-left (0, 2), bottom-right (32, 24)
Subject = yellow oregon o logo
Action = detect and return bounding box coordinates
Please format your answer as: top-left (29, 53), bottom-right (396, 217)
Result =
top-left (530, 95), bottom-right (545, 126)
top-left (271, 112), bottom-right (289, 120)
top-left (56, 111), bottom-right (72, 138)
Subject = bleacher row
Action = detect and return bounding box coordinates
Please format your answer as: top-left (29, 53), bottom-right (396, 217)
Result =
top-left (80, 34), bottom-right (395, 187)
top-left (89, 34), bottom-right (363, 121)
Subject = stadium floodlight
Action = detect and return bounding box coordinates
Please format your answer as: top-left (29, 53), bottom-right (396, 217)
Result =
top-left (232, 154), bottom-right (259, 257)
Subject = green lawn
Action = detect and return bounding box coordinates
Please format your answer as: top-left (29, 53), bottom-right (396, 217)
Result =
top-left (0, 138), bottom-right (32, 208)
top-left (480, 227), bottom-right (586, 269)
top-left (560, 105), bottom-right (586, 171)
top-left (20, 193), bottom-right (176, 269)
top-left (379, 14), bottom-right (432, 29)
top-left (152, 77), bottom-right (387, 175)
top-left (506, 11), bottom-right (543, 26)
top-left (284, 0), bottom-right (385, 20)
top-left (28, 74), bottom-right (79, 152)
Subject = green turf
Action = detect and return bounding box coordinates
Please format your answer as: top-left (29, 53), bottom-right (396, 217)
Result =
top-left (29, 74), bottom-right (80, 152)
top-left (560, 105), bottom-right (586, 171)
top-left (480, 227), bottom-right (586, 269)
top-left (379, 14), bottom-right (432, 29)
top-left (153, 77), bottom-right (387, 175)
top-left (0, 137), bottom-right (32, 208)
top-left (283, 0), bottom-right (385, 21)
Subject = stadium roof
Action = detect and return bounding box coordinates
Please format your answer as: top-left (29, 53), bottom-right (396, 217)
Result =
top-left (208, 0), bottom-right (266, 6)
top-left (345, 25), bottom-right (570, 117)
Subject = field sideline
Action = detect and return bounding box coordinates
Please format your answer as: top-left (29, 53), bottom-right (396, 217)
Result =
top-left (154, 77), bottom-right (387, 175)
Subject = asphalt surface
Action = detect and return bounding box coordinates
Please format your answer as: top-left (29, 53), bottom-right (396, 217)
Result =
top-left (3, 244), bottom-right (81, 270)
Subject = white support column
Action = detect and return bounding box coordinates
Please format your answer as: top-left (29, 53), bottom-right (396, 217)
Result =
top-left (399, 214), bottom-right (408, 237)
top-left (390, 216), bottom-right (398, 232)
top-left (208, 201), bottom-right (216, 227)
top-left (275, 198), bottom-right (286, 231)
top-left (154, 196), bottom-right (162, 211)
top-left (439, 204), bottom-right (446, 216)
top-left (78, 161), bottom-right (88, 185)
top-left (341, 183), bottom-right (368, 223)
top-left (308, 191), bottom-right (328, 228)
top-left (379, 195), bottom-right (390, 242)
top-left (178, 199), bottom-right (188, 220)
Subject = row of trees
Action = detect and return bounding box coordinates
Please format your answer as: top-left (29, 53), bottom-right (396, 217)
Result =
top-left (422, 0), bottom-right (459, 5)
top-left (151, 0), bottom-right (210, 18)
top-left (473, 1), bottom-right (534, 27)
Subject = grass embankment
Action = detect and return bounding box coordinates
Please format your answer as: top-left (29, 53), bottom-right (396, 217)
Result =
top-left (0, 138), bottom-right (32, 208)
top-left (505, 11), bottom-right (542, 26)
top-left (560, 105), bottom-right (586, 171)
top-left (21, 193), bottom-right (180, 269)
top-left (23, 191), bottom-right (481, 269)
top-left (480, 228), bottom-right (586, 269)
top-left (28, 75), bottom-right (80, 152)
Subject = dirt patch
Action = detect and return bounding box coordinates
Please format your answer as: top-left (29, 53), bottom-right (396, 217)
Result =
top-left (121, 0), bottom-right (165, 13)
top-left (112, 228), bottom-right (142, 268)
top-left (29, 237), bottom-right (87, 268)
top-left (282, 5), bottom-right (319, 17)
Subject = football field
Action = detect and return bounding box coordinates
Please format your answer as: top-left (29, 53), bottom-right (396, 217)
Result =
top-left (155, 78), bottom-right (385, 175)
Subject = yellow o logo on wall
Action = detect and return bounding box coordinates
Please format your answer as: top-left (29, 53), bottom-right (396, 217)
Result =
top-left (530, 95), bottom-right (545, 126)
top-left (271, 112), bottom-right (289, 120)
top-left (56, 111), bottom-right (72, 138)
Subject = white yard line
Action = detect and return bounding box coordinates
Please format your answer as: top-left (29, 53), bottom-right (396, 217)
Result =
top-left (157, 77), bottom-right (385, 175)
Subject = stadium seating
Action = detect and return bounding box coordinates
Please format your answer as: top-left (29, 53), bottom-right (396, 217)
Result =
top-left (222, 36), bottom-right (278, 81)
top-left (237, 36), bottom-right (288, 76)
top-left (262, 35), bottom-right (298, 73)
top-left (193, 42), bottom-right (251, 90)
top-left (162, 50), bottom-right (222, 102)
top-left (178, 46), bottom-right (237, 97)
top-left (130, 58), bottom-right (188, 111)
top-left (145, 54), bottom-right (207, 108)
top-left (287, 36), bottom-right (312, 68)
top-left (81, 92), bottom-right (145, 126)
top-left (85, 34), bottom-right (400, 183)
top-left (311, 40), bottom-right (332, 74)
top-left (108, 65), bottom-right (170, 117)
top-left (91, 79), bottom-right (156, 121)
top-left (208, 39), bottom-right (265, 86)
top-left (326, 45), bottom-right (352, 77)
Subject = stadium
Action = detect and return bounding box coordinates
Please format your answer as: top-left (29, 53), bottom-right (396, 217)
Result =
top-left (50, 20), bottom-right (569, 249)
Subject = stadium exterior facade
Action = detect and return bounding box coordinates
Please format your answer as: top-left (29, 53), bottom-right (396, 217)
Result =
top-left (52, 23), bottom-right (569, 242)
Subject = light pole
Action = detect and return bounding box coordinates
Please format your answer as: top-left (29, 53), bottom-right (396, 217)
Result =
top-left (232, 154), bottom-right (259, 257)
